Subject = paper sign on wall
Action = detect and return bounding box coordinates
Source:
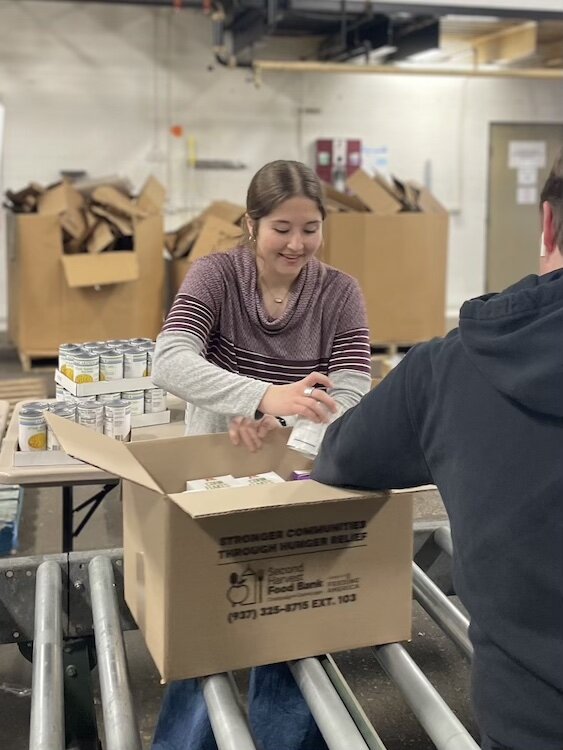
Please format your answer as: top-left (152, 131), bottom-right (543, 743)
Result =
top-left (517, 168), bottom-right (538, 186)
top-left (362, 145), bottom-right (390, 177)
top-left (516, 186), bottom-right (538, 206)
top-left (509, 141), bottom-right (546, 170)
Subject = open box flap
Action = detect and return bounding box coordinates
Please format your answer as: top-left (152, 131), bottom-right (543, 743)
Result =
top-left (61, 252), bottom-right (139, 287)
top-left (45, 414), bottom-right (164, 494)
top-left (137, 175), bottom-right (166, 214)
top-left (168, 480), bottom-right (383, 518)
top-left (347, 169), bottom-right (402, 216)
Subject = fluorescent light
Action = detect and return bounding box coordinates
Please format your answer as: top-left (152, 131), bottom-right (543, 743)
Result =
top-left (406, 48), bottom-right (450, 63)
top-left (443, 14), bottom-right (502, 23)
top-left (369, 45), bottom-right (398, 59)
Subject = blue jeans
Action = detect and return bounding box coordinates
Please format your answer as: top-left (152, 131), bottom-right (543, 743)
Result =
top-left (152, 663), bottom-right (329, 750)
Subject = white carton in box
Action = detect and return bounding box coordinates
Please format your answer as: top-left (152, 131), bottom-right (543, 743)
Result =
top-left (55, 370), bottom-right (155, 397)
top-left (46, 414), bottom-right (414, 682)
top-left (130, 411), bottom-right (171, 428)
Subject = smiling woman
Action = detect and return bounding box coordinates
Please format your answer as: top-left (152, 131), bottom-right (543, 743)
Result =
top-left (250, 195), bottom-right (323, 315)
top-left (150, 159), bottom-right (372, 750)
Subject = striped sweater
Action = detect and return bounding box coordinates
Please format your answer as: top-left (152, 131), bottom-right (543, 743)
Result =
top-left (153, 246), bottom-right (372, 435)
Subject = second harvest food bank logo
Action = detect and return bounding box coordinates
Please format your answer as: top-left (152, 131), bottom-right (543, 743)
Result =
top-left (227, 567), bottom-right (264, 606)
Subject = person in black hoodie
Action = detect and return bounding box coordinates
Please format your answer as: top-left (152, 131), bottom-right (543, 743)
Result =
top-left (312, 151), bottom-right (563, 750)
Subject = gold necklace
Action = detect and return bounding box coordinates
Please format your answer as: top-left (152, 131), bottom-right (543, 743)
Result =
top-left (260, 277), bottom-right (291, 305)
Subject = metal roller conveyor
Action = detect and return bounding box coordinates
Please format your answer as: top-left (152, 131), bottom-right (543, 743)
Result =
top-left (0, 524), bottom-right (476, 750)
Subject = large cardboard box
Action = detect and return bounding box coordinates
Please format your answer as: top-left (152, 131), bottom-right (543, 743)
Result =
top-left (48, 415), bottom-right (414, 681)
top-left (323, 171), bottom-right (449, 344)
top-left (7, 183), bottom-right (166, 358)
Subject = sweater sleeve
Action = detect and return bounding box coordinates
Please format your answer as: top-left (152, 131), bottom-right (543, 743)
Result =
top-left (312, 345), bottom-right (433, 490)
top-left (152, 257), bottom-right (270, 418)
top-left (328, 276), bottom-right (372, 412)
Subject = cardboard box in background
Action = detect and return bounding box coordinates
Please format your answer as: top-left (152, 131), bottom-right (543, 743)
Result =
top-left (167, 201), bottom-right (244, 303)
top-left (7, 177), bottom-right (166, 359)
top-left (323, 170), bottom-right (448, 344)
top-left (48, 415), bottom-right (414, 682)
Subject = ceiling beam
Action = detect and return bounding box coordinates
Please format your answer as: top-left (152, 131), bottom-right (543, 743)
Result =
top-left (291, 0), bottom-right (563, 22)
top-left (254, 58), bottom-right (563, 80)
top-left (471, 21), bottom-right (537, 64)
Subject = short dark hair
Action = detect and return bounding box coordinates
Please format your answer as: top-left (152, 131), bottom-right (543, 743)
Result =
top-left (540, 148), bottom-right (563, 252)
top-left (243, 160), bottom-right (326, 244)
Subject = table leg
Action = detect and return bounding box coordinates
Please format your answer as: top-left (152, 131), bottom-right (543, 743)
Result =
top-left (62, 486), bottom-right (74, 553)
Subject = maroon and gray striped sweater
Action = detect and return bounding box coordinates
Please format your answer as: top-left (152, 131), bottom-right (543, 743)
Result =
top-left (153, 246), bottom-right (371, 435)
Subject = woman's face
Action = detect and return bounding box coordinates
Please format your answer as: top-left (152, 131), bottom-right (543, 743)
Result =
top-left (250, 196), bottom-right (323, 281)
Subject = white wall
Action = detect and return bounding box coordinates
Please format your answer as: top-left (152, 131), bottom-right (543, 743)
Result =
top-left (1, 0), bottom-right (563, 331)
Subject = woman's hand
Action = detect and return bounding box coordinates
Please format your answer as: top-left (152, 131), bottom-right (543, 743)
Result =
top-left (259, 372), bottom-right (338, 423)
top-left (228, 415), bottom-right (282, 452)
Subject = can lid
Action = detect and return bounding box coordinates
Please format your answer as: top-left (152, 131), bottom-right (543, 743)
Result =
top-left (19, 408), bottom-right (45, 418)
top-left (24, 401), bottom-right (51, 411)
top-left (77, 401), bottom-right (104, 410)
top-left (136, 341), bottom-right (155, 351)
top-left (122, 345), bottom-right (145, 355)
top-left (51, 404), bottom-right (76, 416)
top-left (103, 399), bottom-right (131, 409)
top-left (121, 390), bottom-right (144, 397)
top-left (73, 348), bottom-right (99, 360)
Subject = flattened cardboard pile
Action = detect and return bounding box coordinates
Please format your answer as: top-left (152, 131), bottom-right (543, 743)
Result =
top-left (4, 174), bottom-right (165, 255)
top-left (167, 200), bottom-right (245, 299)
top-left (6, 175), bottom-right (167, 356)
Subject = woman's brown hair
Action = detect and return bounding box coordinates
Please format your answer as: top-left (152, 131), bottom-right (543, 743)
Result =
top-left (242, 160), bottom-right (326, 244)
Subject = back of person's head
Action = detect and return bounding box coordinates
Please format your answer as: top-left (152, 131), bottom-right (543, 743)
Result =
top-left (540, 148), bottom-right (563, 253)
top-left (244, 160), bottom-right (326, 242)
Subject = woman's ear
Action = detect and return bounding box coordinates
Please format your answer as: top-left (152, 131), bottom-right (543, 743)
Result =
top-left (245, 214), bottom-right (255, 240)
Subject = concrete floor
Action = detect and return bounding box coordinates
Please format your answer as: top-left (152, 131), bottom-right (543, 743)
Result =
top-left (0, 341), bottom-right (479, 750)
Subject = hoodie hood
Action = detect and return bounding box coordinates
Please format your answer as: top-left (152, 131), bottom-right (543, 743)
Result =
top-left (459, 269), bottom-right (563, 417)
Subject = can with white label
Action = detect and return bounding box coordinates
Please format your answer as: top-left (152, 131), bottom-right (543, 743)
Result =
top-left (55, 384), bottom-right (65, 401)
top-left (18, 408), bottom-right (47, 451)
top-left (58, 343), bottom-right (80, 380)
top-left (122, 347), bottom-right (147, 379)
top-left (136, 341), bottom-right (155, 376)
top-left (104, 400), bottom-right (132, 441)
top-left (48, 403), bottom-right (76, 451)
top-left (77, 401), bottom-right (104, 433)
top-left (144, 388), bottom-right (166, 413)
top-left (99, 348), bottom-right (124, 381)
top-left (120, 390), bottom-right (144, 416)
top-left (73, 349), bottom-right (100, 384)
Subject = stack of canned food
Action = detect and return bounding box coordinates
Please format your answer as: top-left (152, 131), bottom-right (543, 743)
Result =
top-left (56, 338), bottom-right (167, 418)
top-left (19, 399), bottom-right (132, 452)
top-left (18, 338), bottom-right (168, 453)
